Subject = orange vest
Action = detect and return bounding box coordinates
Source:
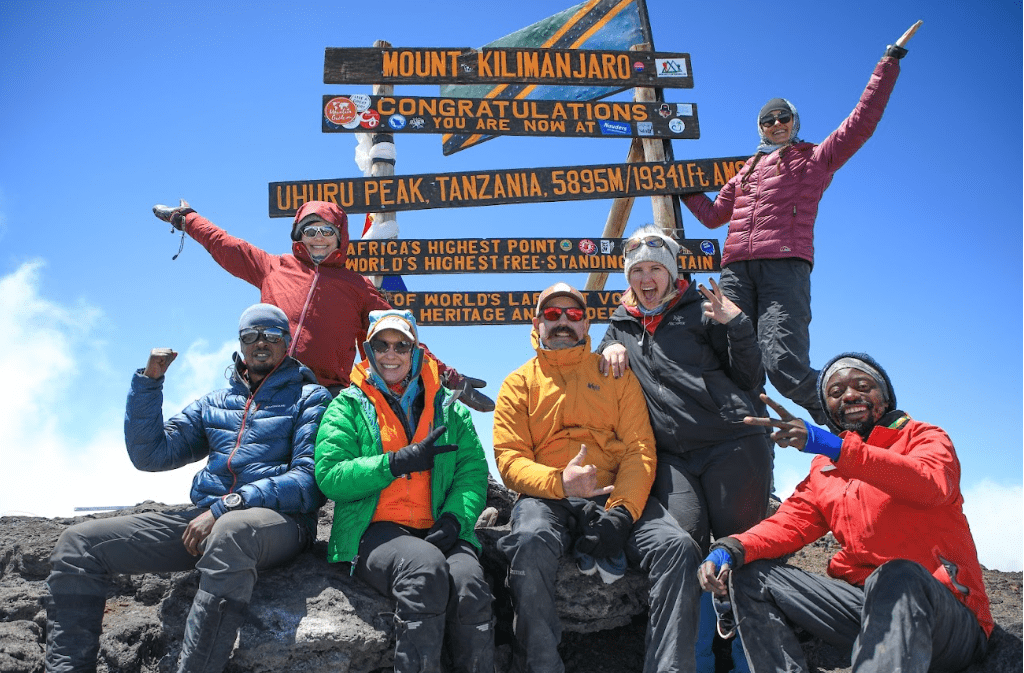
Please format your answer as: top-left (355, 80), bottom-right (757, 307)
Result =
top-left (354, 361), bottom-right (439, 529)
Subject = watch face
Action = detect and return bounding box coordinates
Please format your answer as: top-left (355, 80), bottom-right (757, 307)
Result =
top-left (224, 493), bottom-right (243, 508)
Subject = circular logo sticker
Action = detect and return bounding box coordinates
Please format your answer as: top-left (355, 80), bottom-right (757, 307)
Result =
top-left (559, 240), bottom-right (573, 252)
top-left (633, 61), bottom-right (645, 72)
top-left (388, 114), bottom-right (407, 130)
top-left (324, 97), bottom-right (357, 126)
top-left (578, 239), bottom-right (597, 255)
top-left (669, 118), bottom-right (686, 134)
top-left (700, 240), bottom-right (715, 255)
top-left (359, 109), bottom-right (381, 129)
top-left (349, 94), bottom-right (371, 113)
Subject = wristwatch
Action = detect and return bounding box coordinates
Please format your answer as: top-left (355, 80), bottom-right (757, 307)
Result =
top-left (222, 493), bottom-right (244, 511)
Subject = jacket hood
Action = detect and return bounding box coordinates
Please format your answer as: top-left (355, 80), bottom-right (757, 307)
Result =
top-left (291, 201), bottom-right (350, 254)
top-left (816, 352), bottom-right (897, 433)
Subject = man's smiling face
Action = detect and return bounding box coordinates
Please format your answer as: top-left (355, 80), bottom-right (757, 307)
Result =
top-left (824, 368), bottom-right (887, 435)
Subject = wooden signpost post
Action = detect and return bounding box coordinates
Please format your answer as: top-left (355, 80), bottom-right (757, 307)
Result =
top-left (270, 1), bottom-right (730, 326)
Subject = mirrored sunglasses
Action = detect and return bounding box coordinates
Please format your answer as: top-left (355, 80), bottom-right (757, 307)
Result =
top-left (759, 113), bottom-right (793, 128)
top-left (301, 225), bottom-right (338, 238)
top-left (623, 236), bottom-right (669, 254)
top-left (369, 338), bottom-right (414, 354)
top-left (541, 306), bottom-right (585, 322)
top-left (239, 327), bottom-right (286, 344)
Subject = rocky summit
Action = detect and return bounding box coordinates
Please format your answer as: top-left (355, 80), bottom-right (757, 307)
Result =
top-left (2, 479), bottom-right (1021, 673)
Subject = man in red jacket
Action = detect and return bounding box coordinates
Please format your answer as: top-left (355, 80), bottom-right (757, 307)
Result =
top-left (153, 199), bottom-right (493, 409)
top-left (698, 352), bottom-right (991, 673)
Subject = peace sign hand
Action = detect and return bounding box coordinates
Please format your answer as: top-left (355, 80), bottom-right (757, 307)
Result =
top-left (698, 278), bottom-right (742, 325)
top-left (743, 394), bottom-right (808, 450)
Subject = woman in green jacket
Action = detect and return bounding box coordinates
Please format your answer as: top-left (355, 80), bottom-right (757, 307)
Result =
top-left (315, 310), bottom-right (493, 673)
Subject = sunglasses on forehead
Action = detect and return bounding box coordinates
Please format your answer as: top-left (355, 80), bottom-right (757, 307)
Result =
top-left (623, 235), bottom-right (669, 254)
top-left (369, 338), bottom-right (414, 354)
top-left (239, 327), bottom-right (286, 344)
top-left (301, 225), bottom-right (338, 238)
top-left (541, 306), bottom-right (585, 322)
top-left (759, 113), bottom-right (793, 128)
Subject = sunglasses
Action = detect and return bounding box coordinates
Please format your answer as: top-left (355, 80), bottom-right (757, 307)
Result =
top-left (239, 327), bottom-right (286, 344)
top-left (759, 113), bottom-right (793, 128)
top-left (369, 338), bottom-right (414, 354)
top-left (623, 235), bottom-right (669, 254)
top-left (301, 225), bottom-right (338, 238)
top-left (541, 306), bottom-right (585, 322)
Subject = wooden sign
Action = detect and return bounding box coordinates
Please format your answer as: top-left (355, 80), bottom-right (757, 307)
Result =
top-left (344, 237), bottom-right (720, 275)
top-left (269, 156), bottom-right (748, 217)
top-left (382, 289), bottom-right (629, 326)
top-left (322, 94), bottom-right (700, 140)
top-left (324, 47), bottom-right (693, 88)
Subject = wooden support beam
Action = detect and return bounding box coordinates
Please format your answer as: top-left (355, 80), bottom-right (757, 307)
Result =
top-left (585, 138), bottom-right (644, 291)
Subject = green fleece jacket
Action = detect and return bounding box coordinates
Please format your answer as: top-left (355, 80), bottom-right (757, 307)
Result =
top-left (314, 361), bottom-right (488, 564)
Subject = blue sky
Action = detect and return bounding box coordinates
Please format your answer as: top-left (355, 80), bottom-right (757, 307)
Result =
top-left (1, 0), bottom-right (1020, 571)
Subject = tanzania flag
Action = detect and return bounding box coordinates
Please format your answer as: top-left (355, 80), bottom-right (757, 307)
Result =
top-left (441, 0), bottom-right (648, 155)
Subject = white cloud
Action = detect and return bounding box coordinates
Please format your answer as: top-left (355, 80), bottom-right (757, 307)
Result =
top-left (0, 261), bottom-right (237, 518)
top-left (962, 480), bottom-right (1023, 572)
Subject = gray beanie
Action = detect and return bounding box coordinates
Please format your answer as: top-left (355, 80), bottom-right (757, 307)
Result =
top-left (757, 97), bottom-right (801, 146)
top-left (623, 224), bottom-right (680, 283)
top-left (238, 303), bottom-right (290, 333)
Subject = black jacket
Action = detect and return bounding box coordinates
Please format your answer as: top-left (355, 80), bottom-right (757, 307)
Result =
top-left (598, 283), bottom-right (764, 453)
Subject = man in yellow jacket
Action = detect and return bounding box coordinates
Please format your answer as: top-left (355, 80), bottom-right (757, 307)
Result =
top-left (493, 282), bottom-right (703, 673)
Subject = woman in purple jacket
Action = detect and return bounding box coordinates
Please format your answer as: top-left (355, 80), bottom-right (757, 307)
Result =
top-left (682, 31), bottom-right (915, 425)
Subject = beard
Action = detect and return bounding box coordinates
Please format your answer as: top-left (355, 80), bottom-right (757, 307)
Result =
top-left (545, 326), bottom-right (580, 350)
top-left (833, 400), bottom-right (881, 437)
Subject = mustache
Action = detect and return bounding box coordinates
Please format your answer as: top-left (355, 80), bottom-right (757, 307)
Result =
top-left (551, 326), bottom-right (576, 337)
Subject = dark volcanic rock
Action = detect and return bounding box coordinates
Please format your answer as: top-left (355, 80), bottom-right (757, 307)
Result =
top-left (1, 480), bottom-right (1020, 673)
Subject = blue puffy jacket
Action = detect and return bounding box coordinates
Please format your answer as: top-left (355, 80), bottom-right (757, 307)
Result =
top-left (124, 354), bottom-right (330, 536)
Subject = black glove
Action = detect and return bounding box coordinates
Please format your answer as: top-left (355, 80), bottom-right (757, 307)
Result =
top-left (573, 500), bottom-right (604, 555)
top-left (153, 199), bottom-right (195, 231)
top-left (442, 372), bottom-right (496, 413)
top-left (388, 426), bottom-right (458, 477)
top-left (884, 44), bottom-right (908, 59)
top-left (579, 505), bottom-right (633, 558)
top-left (424, 512), bottom-right (462, 553)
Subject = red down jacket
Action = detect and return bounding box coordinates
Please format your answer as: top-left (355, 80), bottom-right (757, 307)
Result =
top-left (184, 203), bottom-right (391, 389)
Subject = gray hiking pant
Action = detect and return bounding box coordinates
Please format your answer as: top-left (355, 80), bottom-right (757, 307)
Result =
top-left (720, 259), bottom-right (827, 425)
top-left (46, 507), bottom-right (307, 672)
top-left (354, 521), bottom-right (494, 673)
top-left (499, 495), bottom-right (702, 673)
top-left (730, 558), bottom-right (987, 673)
top-left (48, 507), bottom-right (308, 603)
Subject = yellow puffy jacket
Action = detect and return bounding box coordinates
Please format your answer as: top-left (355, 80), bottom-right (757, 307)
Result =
top-left (492, 332), bottom-right (656, 520)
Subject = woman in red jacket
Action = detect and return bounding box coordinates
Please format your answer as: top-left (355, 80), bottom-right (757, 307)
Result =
top-left (154, 199), bottom-right (493, 409)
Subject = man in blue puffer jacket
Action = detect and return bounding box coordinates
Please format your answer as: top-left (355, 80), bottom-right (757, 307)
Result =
top-left (45, 304), bottom-right (331, 673)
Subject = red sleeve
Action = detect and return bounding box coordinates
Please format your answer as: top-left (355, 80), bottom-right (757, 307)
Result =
top-left (735, 471), bottom-right (831, 564)
top-left (185, 213), bottom-right (276, 287)
top-left (813, 57), bottom-right (900, 172)
top-left (835, 424), bottom-right (960, 508)
top-left (681, 173), bottom-right (739, 229)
